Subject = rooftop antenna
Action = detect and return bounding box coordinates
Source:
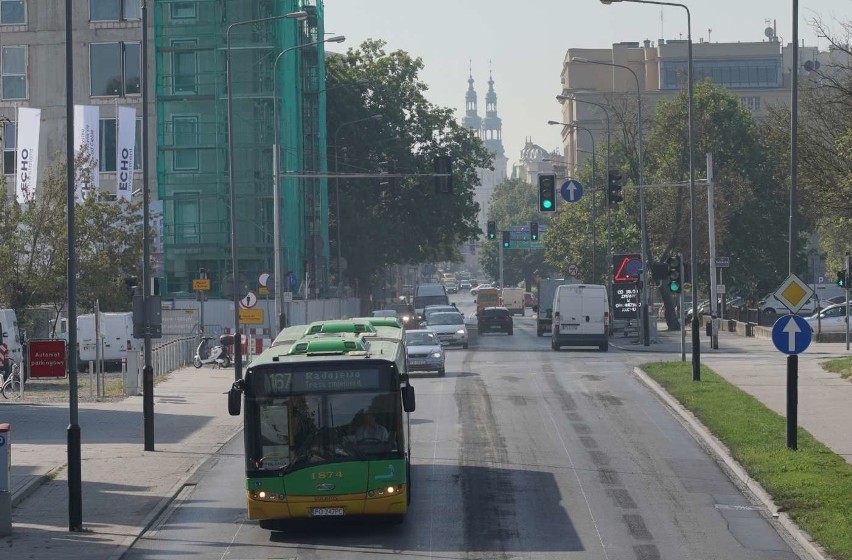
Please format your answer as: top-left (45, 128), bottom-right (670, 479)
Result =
top-left (708, 28), bottom-right (712, 42)
top-left (660, 9), bottom-right (664, 39)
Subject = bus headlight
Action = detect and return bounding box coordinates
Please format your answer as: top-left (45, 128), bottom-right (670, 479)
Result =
top-left (367, 484), bottom-right (404, 498)
top-left (251, 490), bottom-right (285, 501)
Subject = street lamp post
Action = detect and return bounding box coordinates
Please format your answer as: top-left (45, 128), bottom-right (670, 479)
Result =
top-left (599, 0), bottom-right (697, 373)
top-left (547, 121), bottom-right (596, 280)
top-left (271, 35), bottom-right (345, 333)
top-left (226, 9), bottom-right (307, 381)
top-left (331, 114), bottom-right (383, 316)
top-left (557, 94), bottom-right (612, 283)
top-left (571, 56), bottom-right (649, 346)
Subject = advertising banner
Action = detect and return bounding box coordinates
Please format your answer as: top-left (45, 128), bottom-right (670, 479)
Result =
top-left (15, 107), bottom-right (41, 203)
top-left (116, 106), bottom-right (136, 201)
top-left (74, 104), bottom-right (100, 202)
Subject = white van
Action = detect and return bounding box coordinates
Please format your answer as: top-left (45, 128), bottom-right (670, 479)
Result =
top-left (551, 284), bottom-right (610, 351)
top-left (501, 287), bottom-right (525, 316)
top-left (78, 312), bottom-right (138, 370)
top-left (413, 283), bottom-right (449, 319)
top-left (0, 308), bottom-right (23, 366)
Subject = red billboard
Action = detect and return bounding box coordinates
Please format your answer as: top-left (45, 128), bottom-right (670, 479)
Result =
top-left (28, 340), bottom-right (67, 379)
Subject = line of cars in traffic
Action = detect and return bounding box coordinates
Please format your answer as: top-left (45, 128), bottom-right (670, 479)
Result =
top-left (372, 303), bottom-right (469, 377)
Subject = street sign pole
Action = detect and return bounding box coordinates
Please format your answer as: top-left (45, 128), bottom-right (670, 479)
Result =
top-left (846, 252), bottom-right (850, 351)
top-left (680, 258), bottom-right (685, 362)
top-left (787, 354), bottom-right (798, 450)
top-left (499, 237), bottom-right (504, 290)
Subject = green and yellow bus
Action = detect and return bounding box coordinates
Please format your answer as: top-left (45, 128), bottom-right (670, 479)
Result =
top-left (228, 321), bottom-right (416, 528)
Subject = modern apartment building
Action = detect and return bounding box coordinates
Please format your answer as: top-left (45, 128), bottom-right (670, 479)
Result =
top-left (557, 27), bottom-right (830, 170)
top-left (1, 0), bottom-right (330, 299)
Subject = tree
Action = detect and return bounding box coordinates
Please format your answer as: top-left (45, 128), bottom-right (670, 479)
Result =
top-left (0, 153), bottom-right (144, 335)
top-left (326, 40), bottom-right (491, 308)
top-left (644, 80), bottom-right (789, 305)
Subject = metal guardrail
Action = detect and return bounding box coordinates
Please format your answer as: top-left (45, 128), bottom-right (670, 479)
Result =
top-left (151, 335), bottom-right (196, 377)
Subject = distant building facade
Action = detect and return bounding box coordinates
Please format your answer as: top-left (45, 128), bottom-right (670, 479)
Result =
top-left (557, 25), bottom-right (833, 169)
top-left (512, 139), bottom-right (566, 185)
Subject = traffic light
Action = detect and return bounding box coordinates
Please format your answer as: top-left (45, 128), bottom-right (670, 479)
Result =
top-left (837, 270), bottom-right (847, 288)
top-left (434, 155), bottom-right (453, 194)
top-left (607, 169), bottom-right (624, 207)
top-left (487, 220), bottom-right (496, 240)
top-left (538, 173), bottom-right (557, 212)
top-left (530, 221), bottom-right (539, 241)
top-left (502, 230), bottom-right (511, 249)
top-left (667, 254), bottom-right (682, 293)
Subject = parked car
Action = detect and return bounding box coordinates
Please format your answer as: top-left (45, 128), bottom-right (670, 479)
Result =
top-left (759, 293), bottom-right (818, 318)
top-left (425, 311), bottom-right (469, 348)
top-left (477, 306), bottom-right (513, 335)
top-left (805, 303), bottom-right (848, 333)
top-left (404, 329), bottom-right (445, 375)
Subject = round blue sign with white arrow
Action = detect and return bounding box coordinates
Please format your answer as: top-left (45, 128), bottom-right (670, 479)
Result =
top-left (561, 179), bottom-right (584, 202)
top-left (771, 314), bottom-right (812, 355)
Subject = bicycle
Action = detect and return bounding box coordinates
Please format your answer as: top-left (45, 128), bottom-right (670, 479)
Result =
top-left (1, 360), bottom-right (22, 399)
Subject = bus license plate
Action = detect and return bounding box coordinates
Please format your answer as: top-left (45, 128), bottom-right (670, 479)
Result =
top-left (310, 507), bottom-right (345, 517)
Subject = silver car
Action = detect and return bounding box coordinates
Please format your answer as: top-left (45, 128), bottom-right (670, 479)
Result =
top-left (426, 312), bottom-right (469, 349)
top-left (404, 329), bottom-right (446, 376)
top-left (806, 303), bottom-right (848, 333)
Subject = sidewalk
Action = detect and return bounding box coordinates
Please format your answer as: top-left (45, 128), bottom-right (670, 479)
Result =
top-left (2, 365), bottom-right (242, 559)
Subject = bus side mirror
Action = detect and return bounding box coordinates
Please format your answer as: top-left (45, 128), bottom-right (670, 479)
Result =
top-left (228, 381), bottom-right (242, 416)
top-left (402, 384), bottom-right (416, 412)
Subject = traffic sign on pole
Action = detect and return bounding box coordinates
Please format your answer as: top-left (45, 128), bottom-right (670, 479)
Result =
top-left (560, 179), bottom-right (584, 202)
top-left (771, 315), bottom-right (812, 355)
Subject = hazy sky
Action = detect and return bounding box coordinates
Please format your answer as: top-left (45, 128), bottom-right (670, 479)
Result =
top-left (324, 1), bottom-right (849, 167)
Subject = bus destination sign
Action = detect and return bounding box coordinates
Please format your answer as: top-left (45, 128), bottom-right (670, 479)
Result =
top-left (261, 368), bottom-right (383, 396)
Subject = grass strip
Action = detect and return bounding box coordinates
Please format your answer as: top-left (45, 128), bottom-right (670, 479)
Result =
top-left (642, 361), bottom-right (852, 560)
top-left (820, 356), bottom-right (852, 381)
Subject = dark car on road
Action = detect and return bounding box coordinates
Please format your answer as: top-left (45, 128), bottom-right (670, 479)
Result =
top-left (477, 306), bottom-right (513, 335)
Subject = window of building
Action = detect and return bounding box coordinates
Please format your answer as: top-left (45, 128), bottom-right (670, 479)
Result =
top-left (173, 116), bottom-right (199, 171)
top-left (170, 1), bottom-right (196, 19)
top-left (661, 58), bottom-right (782, 90)
top-left (90, 42), bottom-right (141, 97)
top-left (90, 0), bottom-right (140, 22)
top-left (1, 45), bottom-right (26, 99)
top-left (0, 0), bottom-right (25, 24)
top-left (2, 120), bottom-right (15, 175)
top-left (98, 117), bottom-right (143, 172)
top-left (740, 96), bottom-right (761, 112)
top-left (174, 193), bottom-right (200, 244)
top-left (172, 39), bottom-right (197, 94)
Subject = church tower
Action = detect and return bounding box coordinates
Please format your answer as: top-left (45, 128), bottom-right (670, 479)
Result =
top-left (462, 65), bottom-right (482, 137)
top-left (482, 68), bottom-right (506, 167)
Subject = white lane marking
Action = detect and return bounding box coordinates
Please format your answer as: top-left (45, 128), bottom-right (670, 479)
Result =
top-left (427, 363), bottom-right (449, 559)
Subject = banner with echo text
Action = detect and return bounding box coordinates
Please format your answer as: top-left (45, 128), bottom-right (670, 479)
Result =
top-left (116, 106), bottom-right (136, 201)
top-left (15, 107), bottom-right (41, 203)
top-left (74, 104), bottom-right (100, 202)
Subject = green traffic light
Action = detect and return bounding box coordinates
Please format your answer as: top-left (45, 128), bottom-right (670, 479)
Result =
top-left (542, 200), bottom-right (553, 210)
top-left (669, 280), bottom-right (681, 292)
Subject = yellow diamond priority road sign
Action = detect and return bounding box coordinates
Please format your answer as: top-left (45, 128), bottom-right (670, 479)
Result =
top-left (773, 273), bottom-right (814, 314)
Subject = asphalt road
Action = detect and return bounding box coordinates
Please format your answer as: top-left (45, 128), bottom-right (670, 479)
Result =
top-left (125, 293), bottom-right (808, 560)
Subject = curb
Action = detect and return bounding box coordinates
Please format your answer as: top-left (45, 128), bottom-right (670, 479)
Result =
top-left (631, 366), bottom-right (831, 560)
top-left (10, 465), bottom-right (64, 508)
top-left (108, 423), bottom-right (244, 560)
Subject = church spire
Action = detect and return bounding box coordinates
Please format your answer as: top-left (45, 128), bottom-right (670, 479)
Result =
top-left (462, 59), bottom-right (481, 138)
top-left (482, 61), bottom-right (504, 159)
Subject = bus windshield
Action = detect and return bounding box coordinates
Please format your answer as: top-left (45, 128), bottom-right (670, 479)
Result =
top-left (246, 368), bottom-right (402, 473)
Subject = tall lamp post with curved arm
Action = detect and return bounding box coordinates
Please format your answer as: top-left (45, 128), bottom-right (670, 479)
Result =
top-left (598, 0), bottom-right (697, 372)
top-left (331, 114), bottom-right (384, 315)
top-left (271, 35), bottom-right (346, 331)
top-left (226, 9), bottom-right (308, 381)
top-left (547, 121), bottom-right (597, 280)
top-left (557, 94), bottom-right (612, 280)
top-left (571, 55), bottom-right (649, 347)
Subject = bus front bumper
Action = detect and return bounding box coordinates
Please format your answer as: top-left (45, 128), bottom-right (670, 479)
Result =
top-left (247, 487), bottom-right (408, 520)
